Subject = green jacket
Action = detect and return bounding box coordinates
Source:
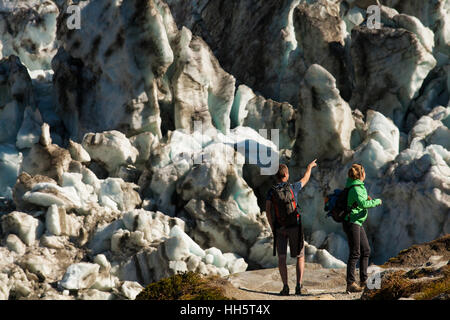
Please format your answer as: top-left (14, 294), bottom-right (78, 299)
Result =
top-left (345, 178), bottom-right (381, 226)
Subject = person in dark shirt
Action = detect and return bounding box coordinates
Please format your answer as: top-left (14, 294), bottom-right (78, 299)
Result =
top-left (266, 159), bottom-right (317, 296)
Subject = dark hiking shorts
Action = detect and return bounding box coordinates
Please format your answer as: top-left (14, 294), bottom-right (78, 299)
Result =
top-left (276, 225), bottom-right (304, 258)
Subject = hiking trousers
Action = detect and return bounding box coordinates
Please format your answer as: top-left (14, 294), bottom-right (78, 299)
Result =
top-left (342, 220), bottom-right (371, 285)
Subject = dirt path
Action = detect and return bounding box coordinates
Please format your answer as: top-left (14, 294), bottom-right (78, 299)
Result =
top-left (223, 263), bottom-right (363, 300)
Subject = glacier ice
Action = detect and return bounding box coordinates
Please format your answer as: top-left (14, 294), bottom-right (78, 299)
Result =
top-left (6, 234), bottom-right (26, 255)
top-left (290, 64), bottom-right (355, 170)
top-left (1, 211), bottom-right (44, 246)
top-left (231, 85), bottom-right (297, 150)
top-left (172, 26), bottom-right (236, 134)
top-left (0, 0), bottom-right (448, 301)
top-left (45, 204), bottom-right (82, 237)
top-left (0, 0), bottom-right (58, 71)
top-left (82, 131), bottom-right (139, 176)
top-left (0, 55), bottom-right (35, 145)
top-left (68, 140), bottom-right (91, 163)
top-left (352, 110), bottom-right (399, 178)
top-left (350, 20), bottom-right (437, 127)
top-left (60, 263), bottom-right (100, 290)
top-left (0, 144), bottom-right (22, 199)
top-left (16, 106), bottom-right (43, 150)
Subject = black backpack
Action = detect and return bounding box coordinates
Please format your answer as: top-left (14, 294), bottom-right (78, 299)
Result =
top-left (270, 183), bottom-right (299, 228)
top-left (324, 185), bottom-right (357, 223)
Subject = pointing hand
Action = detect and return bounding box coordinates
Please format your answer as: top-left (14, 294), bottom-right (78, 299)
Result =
top-left (308, 159), bottom-right (318, 169)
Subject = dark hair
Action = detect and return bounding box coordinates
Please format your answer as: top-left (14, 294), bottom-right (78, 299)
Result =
top-left (276, 164), bottom-right (289, 181)
top-left (348, 163), bottom-right (365, 180)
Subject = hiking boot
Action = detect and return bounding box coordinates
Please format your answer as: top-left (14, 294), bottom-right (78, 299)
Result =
top-left (296, 284), bottom-right (308, 295)
top-left (346, 282), bottom-right (363, 293)
top-left (360, 280), bottom-right (368, 290)
top-left (295, 284), bottom-right (302, 295)
top-left (279, 284), bottom-right (290, 296)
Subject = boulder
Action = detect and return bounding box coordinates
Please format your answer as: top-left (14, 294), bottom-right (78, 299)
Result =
top-left (12, 172), bottom-right (57, 211)
top-left (120, 281), bottom-right (144, 300)
top-left (6, 234), bottom-right (27, 255)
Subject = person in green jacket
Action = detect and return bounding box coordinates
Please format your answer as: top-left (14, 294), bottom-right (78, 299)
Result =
top-left (343, 163), bottom-right (382, 293)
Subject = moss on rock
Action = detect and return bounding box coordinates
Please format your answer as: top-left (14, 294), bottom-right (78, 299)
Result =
top-left (362, 265), bottom-right (450, 300)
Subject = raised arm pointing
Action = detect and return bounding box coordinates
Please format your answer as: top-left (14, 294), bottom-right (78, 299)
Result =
top-left (299, 159), bottom-right (317, 187)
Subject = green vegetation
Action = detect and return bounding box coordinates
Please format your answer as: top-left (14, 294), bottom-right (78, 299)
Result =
top-left (135, 271), bottom-right (232, 300)
top-left (415, 265), bottom-right (450, 300)
top-left (362, 265), bottom-right (450, 300)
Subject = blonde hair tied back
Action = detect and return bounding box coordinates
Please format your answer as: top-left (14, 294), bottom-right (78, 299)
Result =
top-left (348, 163), bottom-right (365, 180)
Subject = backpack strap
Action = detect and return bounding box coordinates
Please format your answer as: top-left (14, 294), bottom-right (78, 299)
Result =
top-left (270, 190), bottom-right (278, 256)
top-left (344, 185), bottom-right (359, 221)
top-left (271, 193), bottom-right (281, 224)
top-left (289, 187), bottom-right (297, 210)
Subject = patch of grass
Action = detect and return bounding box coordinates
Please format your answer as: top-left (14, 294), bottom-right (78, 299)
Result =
top-left (135, 272), bottom-right (232, 300)
top-left (416, 278), bottom-right (450, 300)
top-left (415, 265), bottom-right (450, 300)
